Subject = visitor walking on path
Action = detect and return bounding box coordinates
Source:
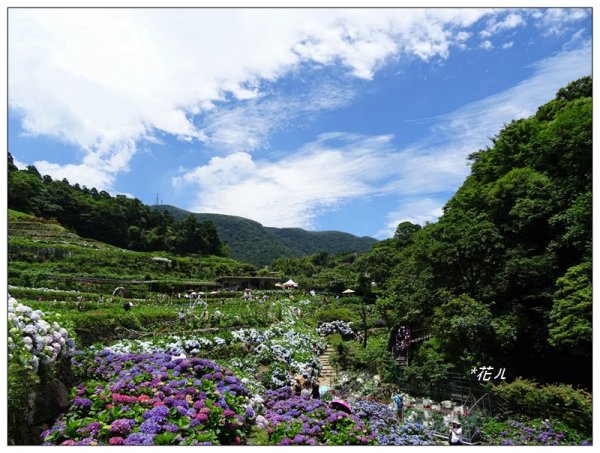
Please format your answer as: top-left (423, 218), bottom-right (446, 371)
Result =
top-left (448, 420), bottom-right (463, 445)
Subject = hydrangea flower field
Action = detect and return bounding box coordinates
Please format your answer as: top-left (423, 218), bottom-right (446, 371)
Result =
top-left (7, 292), bottom-right (592, 446)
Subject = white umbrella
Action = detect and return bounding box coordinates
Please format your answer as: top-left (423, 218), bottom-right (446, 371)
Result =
top-left (342, 289), bottom-right (356, 294)
top-left (283, 279), bottom-right (298, 288)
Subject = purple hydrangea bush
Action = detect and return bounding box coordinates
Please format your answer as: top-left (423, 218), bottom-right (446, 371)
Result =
top-left (316, 320), bottom-right (356, 339)
top-left (481, 417), bottom-right (592, 446)
top-left (352, 399), bottom-right (440, 445)
top-left (41, 353), bottom-right (254, 445)
top-left (261, 387), bottom-right (376, 445)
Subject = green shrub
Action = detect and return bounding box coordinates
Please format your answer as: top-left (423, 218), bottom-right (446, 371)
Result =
top-left (402, 338), bottom-right (454, 400)
top-left (207, 343), bottom-right (247, 361)
top-left (480, 417), bottom-right (590, 445)
top-left (315, 308), bottom-right (356, 324)
top-left (68, 311), bottom-right (121, 346)
top-left (117, 312), bottom-right (143, 330)
top-left (7, 362), bottom-right (40, 445)
top-left (490, 378), bottom-right (592, 435)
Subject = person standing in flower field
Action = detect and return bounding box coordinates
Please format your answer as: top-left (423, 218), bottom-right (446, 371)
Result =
top-left (448, 420), bottom-right (463, 445)
top-left (392, 393), bottom-right (404, 422)
top-left (301, 380), bottom-right (312, 398)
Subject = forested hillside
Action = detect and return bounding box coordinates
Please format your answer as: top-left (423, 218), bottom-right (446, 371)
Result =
top-left (156, 205), bottom-right (378, 266)
top-left (7, 158), bottom-right (225, 257)
top-left (368, 76), bottom-right (592, 388)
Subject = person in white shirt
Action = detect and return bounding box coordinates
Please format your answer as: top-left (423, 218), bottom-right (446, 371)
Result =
top-left (448, 420), bottom-right (463, 445)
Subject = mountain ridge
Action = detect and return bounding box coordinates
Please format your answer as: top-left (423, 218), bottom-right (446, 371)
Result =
top-left (153, 204), bottom-right (378, 266)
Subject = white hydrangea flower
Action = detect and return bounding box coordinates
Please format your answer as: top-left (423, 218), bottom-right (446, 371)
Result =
top-left (16, 305), bottom-right (32, 315)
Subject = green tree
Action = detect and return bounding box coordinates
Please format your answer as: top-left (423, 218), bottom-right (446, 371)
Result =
top-left (431, 294), bottom-right (495, 370)
top-left (417, 210), bottom-right (504, 298)
top-left (548, 261), bottom-right (592, 354)
top-left (393, 221), bottom-right (422, 248)
top-left (7, 170), bottom-right (44, 214)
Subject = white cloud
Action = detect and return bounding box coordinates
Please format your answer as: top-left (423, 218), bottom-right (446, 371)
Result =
top-left (32, 141), bottom-right (136, 190)
top-left (33, 161), bottom-right (115, 190)
top-left (533, 8), bottom-right (590, 36)
top-left (480, 12), bottom-right (524, 38)
top-left (173, 126), bottom-right (472, 232)
top-left (174, 133), bottom-right (400, 228)
top-left (9, 8), bottom-right (492, 190)
top-left (11, 157), bottom-right (27, 170)
top-left (502, 41), bottom-right (514, 49)
top-left (377, 198), bottom-right (445, 238)
top-left (480, 40), bottom-right (494, 50)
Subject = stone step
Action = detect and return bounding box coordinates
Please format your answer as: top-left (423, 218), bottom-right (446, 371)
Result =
top-left (318, 346), bottom-right (338, 388)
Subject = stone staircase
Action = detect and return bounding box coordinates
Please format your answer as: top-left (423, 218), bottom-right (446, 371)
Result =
top-left (395, 355), bottom-right (409, 368)
top-left (318, 346), bottom-right (337, 388)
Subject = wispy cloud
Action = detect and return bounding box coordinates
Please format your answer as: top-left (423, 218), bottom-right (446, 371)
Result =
top-left (480, 12), bottom-right (525, 38)
top-left (199, 83), bottom-right (355, 153)
top-left (532, 8), bottom-right (590, 36)
top-left (480, 40), bottom-right (494, 50)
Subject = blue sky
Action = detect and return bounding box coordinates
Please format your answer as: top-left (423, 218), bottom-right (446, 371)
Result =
top-left (8, 7), bottom-right (592, 238)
